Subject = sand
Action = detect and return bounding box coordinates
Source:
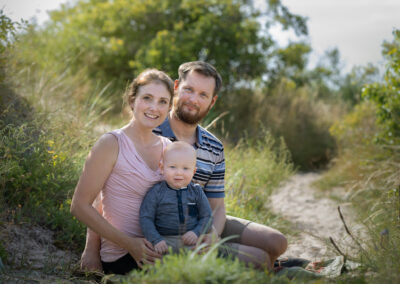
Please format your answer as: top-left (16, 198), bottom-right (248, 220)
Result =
top-left (270, 172), bottom-right (364, 261)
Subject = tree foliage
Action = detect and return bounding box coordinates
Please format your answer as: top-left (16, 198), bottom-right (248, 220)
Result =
top-left (0, 10), bottom-right (18, 82)
top-left (18, 0), bottom-right (307, 91)
top-left (363, 29), bottom-right (400, 144)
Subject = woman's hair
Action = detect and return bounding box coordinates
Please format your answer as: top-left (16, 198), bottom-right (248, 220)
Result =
top-left (125, 69), bottom-right (174, 109)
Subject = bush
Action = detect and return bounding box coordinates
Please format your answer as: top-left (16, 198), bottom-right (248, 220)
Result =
top-left (0, 119), bottom-right (86, 249)
top-left (0, 53), bottom-right (112, 250)
top-left (217, 83), bottom-right (340, 170)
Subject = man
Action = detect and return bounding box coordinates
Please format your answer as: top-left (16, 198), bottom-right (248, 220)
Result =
top-left (81, 61), bottom-right (287, 271)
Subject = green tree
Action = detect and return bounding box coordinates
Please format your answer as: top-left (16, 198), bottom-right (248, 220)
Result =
top-left (17, 0), bottom-right (306, 92)
top-left (339, 63), bottom-right (380, 105)
top-left (0, 10), bottom-right (18, 82)
top-left (268, 41), bottom-right (312, 88)
top-left (363, 29), bottom-right (400, 144)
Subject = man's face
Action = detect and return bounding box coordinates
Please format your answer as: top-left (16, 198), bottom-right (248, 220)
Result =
top-left (173, 70), bottom-right (218, 125)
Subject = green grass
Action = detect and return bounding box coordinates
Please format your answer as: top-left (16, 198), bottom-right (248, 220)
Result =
top-left (225, 134), bottom-right (294, 231)
top-left (105, 249), bottom-right (294, 284)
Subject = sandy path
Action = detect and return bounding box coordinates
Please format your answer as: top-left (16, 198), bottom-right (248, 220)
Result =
top-left (270, 173), bottom-right (363, 261)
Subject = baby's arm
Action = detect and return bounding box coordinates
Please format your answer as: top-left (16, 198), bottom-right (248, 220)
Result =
top-left (139, 185), bottom-right (164, 247)
top-left (182, 185), bottom-right (213, 245)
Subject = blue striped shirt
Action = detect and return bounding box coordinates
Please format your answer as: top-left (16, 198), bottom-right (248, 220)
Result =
top-left (153, 118), bottom-right (225, 198)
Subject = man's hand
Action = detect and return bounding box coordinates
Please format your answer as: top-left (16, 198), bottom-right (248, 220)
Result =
top-left (154, 240), bottom-right (169, 255)
top-left (182, 231), bottom-right (198, 246)
top-left (202, 226), bottom-right (220, 246)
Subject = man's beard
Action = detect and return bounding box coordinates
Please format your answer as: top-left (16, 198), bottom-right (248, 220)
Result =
top-left (174, 101), bottom-right (212, 125)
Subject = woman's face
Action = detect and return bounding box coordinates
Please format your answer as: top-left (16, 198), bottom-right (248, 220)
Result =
top-left (131, 82), bottom-right (171, 129)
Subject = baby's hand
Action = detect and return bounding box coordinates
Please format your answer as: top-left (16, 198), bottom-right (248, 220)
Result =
top-left (182, 231), bottom-right (198, 245)
top-left (154, 240), bottom-right (168, 254)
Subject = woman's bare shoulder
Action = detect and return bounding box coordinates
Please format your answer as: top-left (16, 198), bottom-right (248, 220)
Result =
top-left (90, 132), bottom-right (119, 160)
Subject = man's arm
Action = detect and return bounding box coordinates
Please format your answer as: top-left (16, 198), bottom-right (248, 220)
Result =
top-left (207, 197), bottom-right (226, 237)
top-left (205, 145), bottom-right (226, 238)
top-left (191, 187), bottom-right (213, 236)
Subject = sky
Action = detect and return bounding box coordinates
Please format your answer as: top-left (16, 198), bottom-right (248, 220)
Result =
top-left (1, 0), bottom-right (399, 72)
top-left (278, 0), bottom-right (400, 71)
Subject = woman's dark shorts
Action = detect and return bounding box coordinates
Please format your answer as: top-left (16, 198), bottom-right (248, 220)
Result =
top-left (101, 253), bottom-right (139, 275)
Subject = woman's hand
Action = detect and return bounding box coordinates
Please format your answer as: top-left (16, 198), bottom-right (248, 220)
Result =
top-left (80, 227), bottom-right (102, 272)
top-left (80, 247), bottom-right (102, 272)
top-left (127, 237), bottom-right (161, 268)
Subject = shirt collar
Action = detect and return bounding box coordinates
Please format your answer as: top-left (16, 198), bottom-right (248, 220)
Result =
top-left (158, 116), bottom-right (204, 147)
top-left (165, 181), bottom-right (188, 191)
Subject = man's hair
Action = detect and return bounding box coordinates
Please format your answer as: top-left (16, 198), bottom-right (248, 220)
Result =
top-left (178, 61), bottom-right (222, 96)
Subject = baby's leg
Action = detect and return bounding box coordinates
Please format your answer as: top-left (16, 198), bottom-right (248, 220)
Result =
top-left (163, 235), bottom-right (194, 254)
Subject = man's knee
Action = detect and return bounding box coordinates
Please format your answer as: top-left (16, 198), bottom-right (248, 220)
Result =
top-left (237, 245), bottom-right (272, 271)
top-left (270, 231), bottom-right (287, 256)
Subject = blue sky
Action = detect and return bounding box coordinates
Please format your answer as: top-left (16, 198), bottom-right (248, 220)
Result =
top-left (1, 0), bottom-right (399, 72)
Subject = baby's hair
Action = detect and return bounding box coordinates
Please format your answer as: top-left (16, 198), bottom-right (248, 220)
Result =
top-left (163, 141), bottom-right (196, 163)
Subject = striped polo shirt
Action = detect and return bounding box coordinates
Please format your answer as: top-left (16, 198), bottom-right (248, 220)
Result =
top-left (153, 118), bottom-right (225, 198)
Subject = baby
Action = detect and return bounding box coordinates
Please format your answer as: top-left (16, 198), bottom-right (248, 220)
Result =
top-left (139, 141), bottom-right (213, 254)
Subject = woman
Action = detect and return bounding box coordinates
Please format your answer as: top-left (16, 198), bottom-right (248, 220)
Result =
top-left (70, 69), bottom-right (174, 274)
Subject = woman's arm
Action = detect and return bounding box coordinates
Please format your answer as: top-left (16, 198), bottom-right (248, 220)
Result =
top-left (80, 194), bottom-right (102, 272)
top-left (71, 134), bottom-right (160, 268)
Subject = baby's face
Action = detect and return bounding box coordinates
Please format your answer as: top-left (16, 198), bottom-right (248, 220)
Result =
top-left (162, 149), bottom-right (196, 189)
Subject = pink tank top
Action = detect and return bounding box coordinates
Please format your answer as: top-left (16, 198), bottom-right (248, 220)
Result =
top-left (100, 129), bottom-right (171, 262)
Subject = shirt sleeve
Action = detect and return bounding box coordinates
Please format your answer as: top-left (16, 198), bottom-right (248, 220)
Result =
top-left (203, 148), bottom-right (225, 198)
top-left (191, 184), bottom-right (213, 236)
top-left (139, 184), bottom-right (164, 246)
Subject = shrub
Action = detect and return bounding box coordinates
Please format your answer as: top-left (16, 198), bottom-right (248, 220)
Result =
top-left (0, 53), bottom-right (111, 251)
top-left (218, 83), bottom-right (339, 170)
top-left (0, 120), bottom-right (86, 249)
